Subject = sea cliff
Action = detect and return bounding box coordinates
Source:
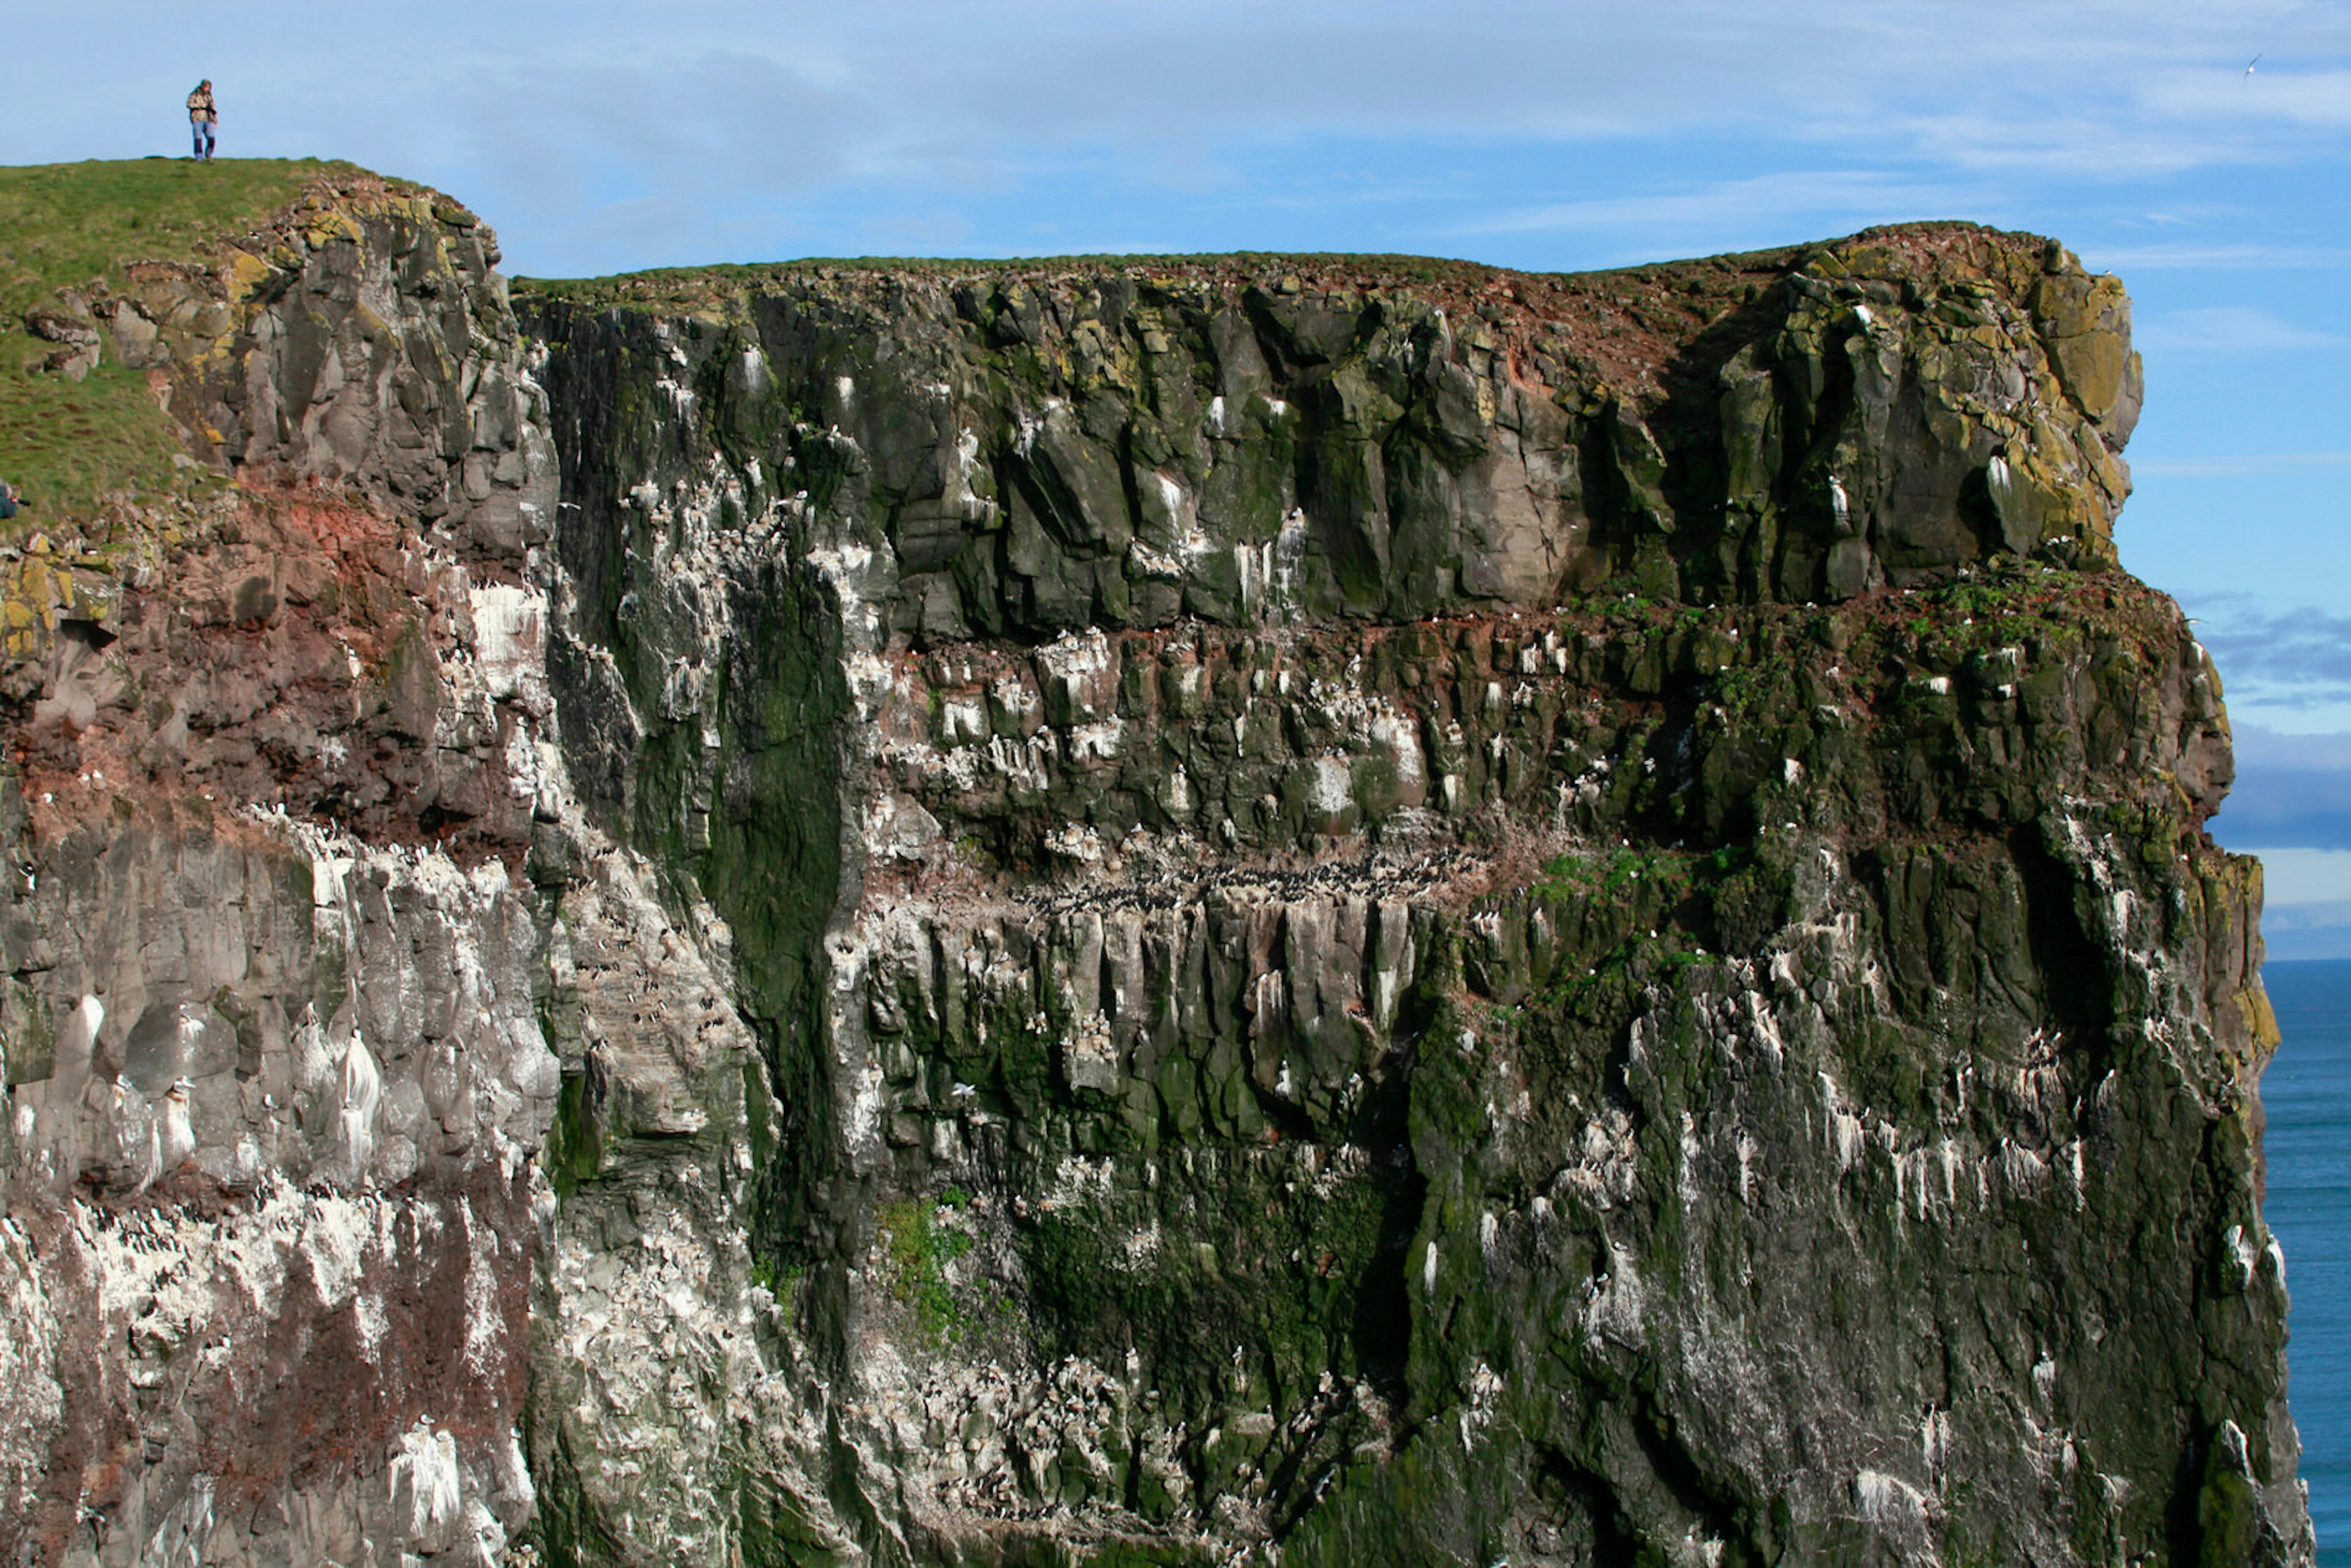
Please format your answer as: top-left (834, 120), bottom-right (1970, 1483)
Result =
top-left (0, 161), bottom-right (2310, 1566)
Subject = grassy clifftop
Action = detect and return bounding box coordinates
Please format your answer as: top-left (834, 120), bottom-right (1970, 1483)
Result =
top-left (0, 158), bottom-right (340, 518)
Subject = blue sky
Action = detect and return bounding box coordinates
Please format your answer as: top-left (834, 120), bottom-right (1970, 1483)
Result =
top-left (8, 0), bottom-right (2351, 937)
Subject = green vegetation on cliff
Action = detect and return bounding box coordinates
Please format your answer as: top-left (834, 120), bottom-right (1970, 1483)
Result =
top-left (0, 159), bottom-right (336, 516)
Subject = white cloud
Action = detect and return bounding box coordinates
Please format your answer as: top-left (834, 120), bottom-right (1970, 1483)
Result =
top-left (2088, 242), bottom-right (2351, 269)
top-left (0, 1), bottom-right (2344, 274)
top-left (1465, 170), bottom-right (1986, 244)
top-left (2134, 306), bottom-right (2347, 353)
top-left (2144, 65), bottom-right (2351, 131)
top-left (2232, 725), bottom-right (2351, 771)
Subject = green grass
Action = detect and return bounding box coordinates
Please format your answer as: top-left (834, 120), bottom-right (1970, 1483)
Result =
top-left (0, 157), bottom-right (339, 521)
top-left (877, 1195), bottom-right (975, 1341)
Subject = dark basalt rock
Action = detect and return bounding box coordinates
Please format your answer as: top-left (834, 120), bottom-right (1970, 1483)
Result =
top-left (507, 227), bottom-right (2305, 1564)
top-left (0, 170), bottom-right (2310, 1568)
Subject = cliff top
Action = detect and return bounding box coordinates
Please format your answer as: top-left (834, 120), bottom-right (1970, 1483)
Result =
top-left (514, 219), bottom-right (2085, 420)
top-left (511, 219), bottom-right (2057, 306)
top-left (0, 157), bottom-right (461, 520)
top-left (0, 156), bottom-right (2088, 532)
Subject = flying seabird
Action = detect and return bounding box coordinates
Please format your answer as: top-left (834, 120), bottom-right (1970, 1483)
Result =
top-left (2246, 53), bottom-right (2263, 79)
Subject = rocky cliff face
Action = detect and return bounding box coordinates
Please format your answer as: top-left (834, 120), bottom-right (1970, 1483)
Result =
top-left (512, 228), bottom-right (2305, 1566)
top-left (0, 170), bottom-right (573, 1567)
top-left (0, 170), bottom-right (2311, 1568)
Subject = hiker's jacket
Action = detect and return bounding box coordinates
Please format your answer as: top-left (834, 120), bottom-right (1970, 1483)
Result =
top-left (187, 90), bottom-right (216, 123)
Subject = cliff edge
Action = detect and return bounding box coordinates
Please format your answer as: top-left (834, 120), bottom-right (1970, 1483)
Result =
top-left (0, 162), bottom-right (2311, 1567)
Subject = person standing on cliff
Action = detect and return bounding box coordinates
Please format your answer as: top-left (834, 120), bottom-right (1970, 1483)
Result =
top-left (187, 80), bottom-right (216, 162)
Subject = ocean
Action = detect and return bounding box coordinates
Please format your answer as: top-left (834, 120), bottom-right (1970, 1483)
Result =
top-left (2264, 959), bottom-right (2351, 1562)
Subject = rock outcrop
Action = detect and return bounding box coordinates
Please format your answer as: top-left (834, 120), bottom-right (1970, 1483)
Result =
top-left (0, 170), bottom-right (573, 1567)
top-left (0, 166), bottom-right (2310, 1568)
top-left (514, 230), bottom-right (2303, 1564)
